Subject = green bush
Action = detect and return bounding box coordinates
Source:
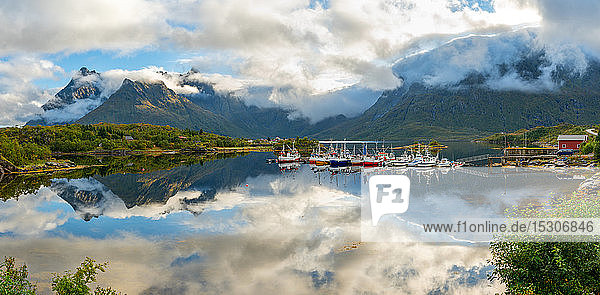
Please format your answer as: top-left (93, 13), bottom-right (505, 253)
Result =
top-left (0, 123), bottom-right (266, 167)
top-left (490, 242), bottom-right (600, 294)
top-left (0, 257), bottom-right (119, 295)
top-left (52, 257), bottom-right (118, 295)
top-left (594, 130), bottom-right (600, 162)
top-left (580, 141), bottom-right (596, 154)
top-left (490, 187), bottom-right (600, 294)
top-left (0, 257), bottom-right (37, 295)
top-left (0, 136), bottom-right (51, 167)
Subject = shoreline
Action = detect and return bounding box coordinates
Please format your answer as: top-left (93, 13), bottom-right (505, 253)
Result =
top-left (3, 147), bottom-right (276, 176)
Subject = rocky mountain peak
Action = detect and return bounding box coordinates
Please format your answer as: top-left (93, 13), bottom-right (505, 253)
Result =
top-left (78, 67), bottom-right (98, 77)
top-left (40, 67), bottom-right (102, 112)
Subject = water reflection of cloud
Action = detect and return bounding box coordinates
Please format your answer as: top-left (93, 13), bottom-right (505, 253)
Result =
top-left (0, 171), bottom-right (503, 294)
top-left (0, 188), bottom-right (74, 235)
top-left (0, 232), bottom-right (501, 294)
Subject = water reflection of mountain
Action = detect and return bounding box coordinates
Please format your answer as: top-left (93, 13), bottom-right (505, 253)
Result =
top-left (51, 152), bottom-right (279, 220)
top-left (95, 152), bottom-right (278, 208)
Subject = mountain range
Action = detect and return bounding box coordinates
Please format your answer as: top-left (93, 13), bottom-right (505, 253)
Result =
top-left (27, 31), bottom-right (600, 140)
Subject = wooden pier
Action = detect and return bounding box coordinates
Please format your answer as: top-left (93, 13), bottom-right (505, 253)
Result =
top-left (456, 147), bottom-right (559, 166)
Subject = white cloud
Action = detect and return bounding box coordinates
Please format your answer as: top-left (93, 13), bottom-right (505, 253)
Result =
top-left (536, 0), bottom-right (600, 58)
top-left (99, 67), bottom-right (199, 97)
top-left (0, 0), bottom-right (168, 55)
top-left (172, 0), bottom-right (540, 102)
top-left (12, 0), bottom-right (600, 125)
top-left (0, 56), bottom-right (63, 126)
top-left (0, 187), bottom-right (74, 235)
top-left (392, 27), bottom-right (590, 90)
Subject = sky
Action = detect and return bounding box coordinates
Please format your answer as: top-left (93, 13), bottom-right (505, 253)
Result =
top-left (0, 0), bottom-right (598, 126)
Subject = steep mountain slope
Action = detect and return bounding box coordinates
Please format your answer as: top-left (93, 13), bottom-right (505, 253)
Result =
top-left (43, 67), bottom-right (101, 110)
top-left (77, 79), bottom-right (246, 136)
top-left (29, 68), bottom-right (348, 138)
top-left (316, 59), bottom-right (600, 140)
top-left (180, 74), bottom-right (348, 138)
top-left (27, 67), bottom-right (104, 125)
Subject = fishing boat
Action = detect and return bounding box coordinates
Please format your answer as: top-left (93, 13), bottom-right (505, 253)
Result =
top-left (437, 158), bottom-right (451, 167)
top-left (416, 150), bottom-right (437, 167)
top-left (387, 151), bottom-right (411, 167)
top-left (350, 145), bottom-right (363, 166)
top-left (407, 152), bottom-right (423, 167)
top-left (329, 143), bottom-right (352, 167)
top-left (278, 143), bottom-right (300, 163)
top-left (417, 157), bottom-right (437, 167)
top-left (363, 155), bottom-right (382, 167)
top-left (350, 156), bottom-right (363, 166)
top-left (309, 155), bottom-right (328, 165)
top-left (330, 156), bottom-right (351, 167)
top-left (308, 145), bottom-right (328, 165)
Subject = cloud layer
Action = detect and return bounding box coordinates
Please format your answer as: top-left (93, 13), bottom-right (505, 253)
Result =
top-left (0, 0), bottom-right (547, 125)
top-left (0, 57), bottom-right (62, 126)
top-left (392, 28), bottom-right (590, 90)
top-left (2, 0), bottom-right (599, 125)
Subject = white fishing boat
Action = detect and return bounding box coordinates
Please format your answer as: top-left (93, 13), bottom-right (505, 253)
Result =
top-left (416, 150), bottom-right (437, 167)
top-left (437, 158), bottom-right (451, 167)
top-left (387, 151), bottom-right (411, 167)
top-left (278, 143), bottom-right (300, 163)
top-left (407, 152), bottom-right (423, 167)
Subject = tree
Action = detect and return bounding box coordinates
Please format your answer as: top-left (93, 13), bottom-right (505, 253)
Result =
top-left (0, 257), bottom-right (37, 295)
top-left (490, 242), bottom-right (600, 294)
top-left (580, 141), bottom-right (596, 154)
top-left (490, 186), bottom-right (600, 294)
top-left (51, 257), bottom-right (119, 295)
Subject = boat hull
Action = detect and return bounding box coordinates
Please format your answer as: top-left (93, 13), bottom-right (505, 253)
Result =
top-left (278, 157), bottom-right (300, 163)
top-left (330, 159), bottom-right (350, 167)
top-left (388, 161), bottom-right (408, 167)
top-left (309, 159), bottom-right (328, 165)
top-left (416, 162), bottom-right (436, 167)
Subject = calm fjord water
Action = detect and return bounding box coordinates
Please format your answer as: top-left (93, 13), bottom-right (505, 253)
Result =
top-left (0, 151), bottom-right (594, 294)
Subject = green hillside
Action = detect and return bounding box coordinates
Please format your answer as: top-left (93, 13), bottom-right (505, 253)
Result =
top-left (480, 124), bottom-right (596, 146)
top-left (77, 79), bottom-right (246, 137)
top-left (314, 60), bottom-right (600, 140)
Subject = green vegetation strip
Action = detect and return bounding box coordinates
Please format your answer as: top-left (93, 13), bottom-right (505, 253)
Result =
top-left (0, 123), bottom-right (317, 171)
top-left (479, 123), bottom-right (596, 146)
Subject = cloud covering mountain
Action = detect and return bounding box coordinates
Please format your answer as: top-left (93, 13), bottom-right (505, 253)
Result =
top-left (392, 28), bottom-right (590, 90)
top-left (1, 0), bottom-right (599, 126)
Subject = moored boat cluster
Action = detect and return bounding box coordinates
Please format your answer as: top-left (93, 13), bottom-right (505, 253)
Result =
top-left (276, 142), bottom-right (464, 169)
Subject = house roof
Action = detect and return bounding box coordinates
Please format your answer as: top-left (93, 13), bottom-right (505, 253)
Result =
top-left (557, 135), bottom-right (588, 141)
